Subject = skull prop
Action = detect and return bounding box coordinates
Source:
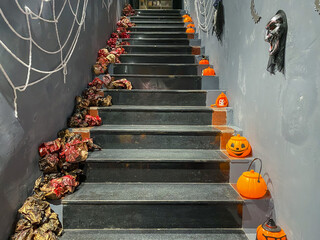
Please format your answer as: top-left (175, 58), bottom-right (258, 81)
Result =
top-left (265, 10), bottom-right (288, 74)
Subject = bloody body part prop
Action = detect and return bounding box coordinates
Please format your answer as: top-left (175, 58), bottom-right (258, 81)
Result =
top-left (265, 10), bottom-right (288, 74)
top-left (12, 195), bottom-right (63, 240)
top-left (123, 4), bottom-right (136, 16)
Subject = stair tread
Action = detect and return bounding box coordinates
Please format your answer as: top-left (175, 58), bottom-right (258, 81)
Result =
top-left (87, 149), bottom-right (228, 162)
top-left (93, 105), bottom-right (212, 111)
top-left (60, 229), bottom-right (248, 240)
top-left (111, 74), bottom-right (202, 77)
top-left (102, 89), bottom-right (207, 93)
top-left (123, 45), bottom-right (192, 47)
top-left (120, 53), bottom-right (194, 56)
top-left (114, 63), bottom-right (199, 66)
top-left (91, 125), bottom-right (220, 133)
top-left (62, 183), bottom-right (242, 203)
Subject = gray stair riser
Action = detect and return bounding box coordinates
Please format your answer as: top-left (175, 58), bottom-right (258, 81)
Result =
top-left (59, 229), bottom-right (249, 240)
top-left (63, 203), bottom-right (242, 229)
top-left (85, 161), bottom-right (230, 183)
top-left (133, 22), bottom-right (185, 26)
top-left (129, 27), bottom-right (186, 32)
top-left (137, 13), bottom-right (182, 16)
top-left (129, 33), bottom-right (189, 38)
top-left (136, 10), bottom-right (182, 14)
top-left (102, 91), bottom-right (206, 106)
top-left (98, 109), bottom-right (212, 125)
top-left (112, 64), bottom-right (197, 75)
top-left (90, 132), bottom-right (220, 149)
top-left (130, 17), bottom-right (183, 21)
top-left (121, 39), bottom-right (191, 46)
top-left (119, 54), bottom-right (195, 63)
top-left (123, 46), bottom-right (192, 54)
top-left (109, 76), bottom-right (201, 90)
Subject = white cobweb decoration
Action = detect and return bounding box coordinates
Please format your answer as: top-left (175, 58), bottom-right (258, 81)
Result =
top-left (0, 0), bottom-right (114, 118)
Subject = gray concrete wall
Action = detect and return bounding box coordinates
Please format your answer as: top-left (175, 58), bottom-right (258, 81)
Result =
top-left (0, 0), bottom-right (126, 238)
top-left (185, 1), bottom-right (320, 239)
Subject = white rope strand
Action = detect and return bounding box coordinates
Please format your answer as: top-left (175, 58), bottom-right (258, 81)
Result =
top-left (0, 0), bottom-right (90, 117)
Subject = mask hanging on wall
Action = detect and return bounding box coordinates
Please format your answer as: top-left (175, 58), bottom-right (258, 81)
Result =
top-left (212, 0), bottom-right (224, 41)
top-left (265, 10), bottom-right (288, 75)
top-left (250, 0), bottom-right (261, 23)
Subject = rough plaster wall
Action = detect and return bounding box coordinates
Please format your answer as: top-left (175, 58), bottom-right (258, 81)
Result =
top-left (0, 0), bottom-right (126, 238)
top-left (186, 1), bottom-right (320, 239)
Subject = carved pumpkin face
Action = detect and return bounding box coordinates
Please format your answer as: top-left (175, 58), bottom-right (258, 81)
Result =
top-left (215, 92), bottom-right (228, 107)
top-left (226, 134), bottom-right (251, 158)
top-left (186, 28), bottom-right (195, 33)
top-left (202, 66), bottom-right (216, 76)
top-left (257, 219), bottom-right (287, 240)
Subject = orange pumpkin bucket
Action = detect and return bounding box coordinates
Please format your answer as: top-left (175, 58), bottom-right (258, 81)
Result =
top-left (237, 158), bottom-right (267, 199)
top-left (226, 134), bottom-right (251, 158)
top-left (202, 66), bottom-right (216, 76)
top-left (187, 23), bottom-right (195, 28)
top-left (199, 57), bottom-right (209, 65)
top-left (256, 219), bottom-right (287, 240)
top-left (211, 92), bottom-right (228, 108)
top-left (184, 16), bottom-right (193, 23)
top-left (186, 28), bottom-right (195, 33)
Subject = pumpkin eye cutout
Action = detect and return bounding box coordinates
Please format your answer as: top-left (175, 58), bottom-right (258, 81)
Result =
top-left (241, 144), bottom-right (246, 148)
top-left (231, 143), bottom-right (235, 148)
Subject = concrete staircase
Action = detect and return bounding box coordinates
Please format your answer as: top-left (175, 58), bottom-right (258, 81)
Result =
top-left (60, 9), bottom-right (249, 240)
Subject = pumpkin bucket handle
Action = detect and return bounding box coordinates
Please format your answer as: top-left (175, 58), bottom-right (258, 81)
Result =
top-left (247, 158), bottom-right (262, 183)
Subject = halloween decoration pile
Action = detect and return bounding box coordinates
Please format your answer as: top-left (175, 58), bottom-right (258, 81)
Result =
top-left (265, 10), bottom-right (288, 74)
top-left (256, 219), bottom-right (287, 240)
top-left (250, 0), bottom-right (261, 24)
top-left (10, 5), bottom-right (133, 239)
top-left (103, 74), bottom-right (133, 90)
top-left (237, 158), bottom-right (267, 199)
top-left (11, 195), bottom-right (63, 240)
top-left (211, 92), bottom-right (228, 107)
top-left (93, 16), bottom-right (135, 75)
top-left (123, 4), bottom-right (136, 16)
top-left (226, 134), bottom-right (252, 158)
top-left (199, 56), bottom-right (209, 65)
top-left (212, 0), bottom-right (224, 41)
top-left (68, 78), bottom-right (113, 128)
top-left (202, 66), bottom-right (216, 76)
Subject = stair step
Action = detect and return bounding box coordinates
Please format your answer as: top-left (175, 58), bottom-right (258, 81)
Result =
top-left (119, 54), bottom-right (195, 63)
top-left (112, 63), bottom-right (197, 75)
top-left (137, 13), bottom-right (182, 16)
top-left (90, 125), bottom-right (221, 149)
top-left (85, 149), bottom-right (229, 183)
top-left (60, 229), bottom-right (248, 240)
top-left (133, 21), bottom-right (185, 25)
top-left (102, 89), bottom-right (206, 105)
top-left (62, 183), bottom-right (243, 229)
top-left (136, 9), bottom-right (182, 14)
top-left (129, 32), bottom-right (192, 39)
top-left (121, 39), bottom-right (191, 46)
top-left (129, 26), bottom-right (186, 32)
top-left (109, 74), bottom-right (202, 90)
top-left (123, 45), bottom-right (192, 54)
top-left (95, 105), bottom-right (212, 125)
top-left (130, 16), bottom-right (183, 21)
